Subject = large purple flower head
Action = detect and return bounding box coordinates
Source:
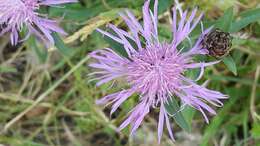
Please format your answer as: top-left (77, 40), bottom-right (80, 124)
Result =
top-left (89, 0), bottom-right (228, 142)
top-left (0, 0), bottom-right (77, 45)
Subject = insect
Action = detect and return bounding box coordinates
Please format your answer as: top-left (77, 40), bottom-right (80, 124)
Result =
top-left (202, 28), bottom-right (232, 58)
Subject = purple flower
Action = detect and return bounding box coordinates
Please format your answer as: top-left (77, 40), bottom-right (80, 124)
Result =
top-left (0, 0), bottom-right (77, 45)
top-left (89, 0), bottom-right (228, 142)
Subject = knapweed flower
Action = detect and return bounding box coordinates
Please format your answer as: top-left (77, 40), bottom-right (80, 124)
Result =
top-left (0, 0), bottom-right (77, 45)
top-left (89, 0), bottom-right (228, 142)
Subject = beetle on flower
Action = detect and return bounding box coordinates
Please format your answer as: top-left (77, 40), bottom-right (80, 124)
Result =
top-left (89, 0), bottom-right (228, 142)
top-left (0, 0), bottom-right (77, 45)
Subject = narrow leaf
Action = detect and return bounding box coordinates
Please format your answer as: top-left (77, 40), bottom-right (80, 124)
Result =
top-left (52, 32), bottom-right (74, 57)
top-left (216, 7), bottom-right (234, 32)
top-left (26, 36), bottom-right (48, 63)
top-left (103, 33), bottom-right (129, 58)
top-left (158, 0), bottom-right (173, 14)
top-left (222, 55), bottom-right (237, 75)
top-left (0, 66), bottom-right (17, 73)
top-left (230, 8), bottom-right (260, 32)
top-left (251, 123), bottom-right (260, 138)
top-left (65, 8), bottom-right (134, 44)
top-left (182, 106), bottom-right (196, 129)
top-left (240, 8), bottom-right (260, 17)
top-left (165, 97), bottom-right (191, 132)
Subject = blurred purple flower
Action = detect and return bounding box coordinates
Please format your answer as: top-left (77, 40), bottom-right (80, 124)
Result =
top-left (89, 0), bottom-right (228, 142)
top-left (0, 0), bottom-right (77, 45)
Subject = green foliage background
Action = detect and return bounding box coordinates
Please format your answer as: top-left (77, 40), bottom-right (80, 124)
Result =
top-left (0, 0), bottom-right (260, 146)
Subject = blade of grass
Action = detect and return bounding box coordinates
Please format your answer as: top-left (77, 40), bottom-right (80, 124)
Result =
top-left (250, 66), bottom-right (260, 122)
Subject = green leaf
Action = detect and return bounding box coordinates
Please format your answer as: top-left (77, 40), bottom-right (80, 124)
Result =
top-left (48, 0), bottom-right (143, 22)
top-left (222, 55), bottom-right (237, 75)
top-left (52, 32), bottom-right (75, 57)
top-left (165, 97), bottom-right (191, 132)
top-left (209, 75), bottom-right (258, 87)
top-left (251, 123), bottom-right (260, 138)
top-left (215, 7), bottom-right (234, 32)
top-left (103, 33), bottom-right (129, 58)
top-left (230, 8), bottom-right (260, 32)
top-left (158, 0), bottom-right (173, 14)
top-left (182, 106), bottom-right (196, 129)
top-left (240, 8), bottom-right (260, 17)
top-left (0, 66), bottom-right (17, 73)
top-left (26, 36), bottom-right (48, 63)
top-left (242, 110), bottom-right (249, 140)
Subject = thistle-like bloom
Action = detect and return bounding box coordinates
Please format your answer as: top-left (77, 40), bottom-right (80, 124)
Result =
top-left (0, 0), bottom-right (77, 45)
top-left (90, 0), bottom-right (228, 142)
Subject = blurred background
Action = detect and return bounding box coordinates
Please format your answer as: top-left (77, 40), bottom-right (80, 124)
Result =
top-left (0, 0), bottom-right (260, 146)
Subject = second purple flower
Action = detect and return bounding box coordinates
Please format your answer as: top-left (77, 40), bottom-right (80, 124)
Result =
top-left (0, 0), bottom-right (77, 45)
